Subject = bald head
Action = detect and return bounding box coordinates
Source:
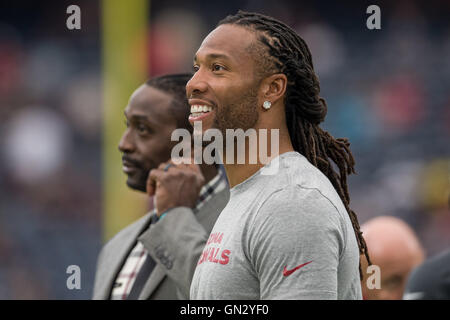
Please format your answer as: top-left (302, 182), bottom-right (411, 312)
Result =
top-left (361, 216), bottom-right (425, 300)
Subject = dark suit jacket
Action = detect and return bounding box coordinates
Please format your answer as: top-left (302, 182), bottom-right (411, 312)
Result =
top-left (92, 187), bottom-right (229, 299)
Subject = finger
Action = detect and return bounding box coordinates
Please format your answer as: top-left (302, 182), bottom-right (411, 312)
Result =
top-left (168, 157), bottom-right (205, 186)
top-left (170, 147), bottom-right (196, 165)
top-left (176, 162), bottom-right (205, 187)
top-left (161, 161), bottom-right (179, 172)
top-left (146, 172), bottom-right (156, 196)
top-left (184, 162), bottom-right (203, 174)
top-left (146, 176), bottom-right (155, 196)
top-left (149, 168), bottom-right (165, 182)
top-left (170, 156), bottom-right (192, 166)
top-left (158, 161), bottom-right (172, 170)
top-left (173, 163), bottom-right (203, 179)
top-left (169, 156), bottom-right (199, 169)
top-left (168, 159), bottom-right (192, 171)
top-left (147, 169), bottom-right (164, 196)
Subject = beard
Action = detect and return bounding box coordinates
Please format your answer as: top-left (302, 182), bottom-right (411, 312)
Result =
top-left (210, 84), bottom-right (260, 163)
top-left (126, 167), bottom-right (150, 192)
top-left (124, 157), bottom-right (160, 192)
top-left (213, 85), bottom-right (259, 136)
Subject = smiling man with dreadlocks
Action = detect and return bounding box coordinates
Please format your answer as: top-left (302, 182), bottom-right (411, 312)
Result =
top-left (182, 11), bottom-right (370, 300)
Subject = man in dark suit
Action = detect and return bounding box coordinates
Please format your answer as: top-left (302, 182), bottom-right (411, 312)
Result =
top-left (93, 74), bottom-right (229, 300)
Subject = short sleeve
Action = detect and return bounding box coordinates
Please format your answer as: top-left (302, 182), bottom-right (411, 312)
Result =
top-left (246, 185), bottom-right (346, 299)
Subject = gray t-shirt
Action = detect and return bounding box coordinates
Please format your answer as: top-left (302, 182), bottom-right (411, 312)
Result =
top-left (190, 151), bottom-right (362, 300)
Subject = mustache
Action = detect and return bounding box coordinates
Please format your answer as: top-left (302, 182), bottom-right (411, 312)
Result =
top-left (121, 155), bottom-right (143, 168)
top-left (189, 95), bottom-right (217, 107)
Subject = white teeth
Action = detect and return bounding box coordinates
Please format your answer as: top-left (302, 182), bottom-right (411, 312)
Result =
top-left (190, 105), bottom-right (212, 114)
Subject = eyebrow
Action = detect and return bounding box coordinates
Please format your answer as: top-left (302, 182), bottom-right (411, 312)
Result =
top-left (124, 111), bottom-right (156, 125)
top-left (194, 52), bottom-right (232, 63)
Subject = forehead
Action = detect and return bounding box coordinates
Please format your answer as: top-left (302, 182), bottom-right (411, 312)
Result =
top-left (125, 85), bottom-right (177, 125)
top-left (195, 24), bottom-right (257, 64)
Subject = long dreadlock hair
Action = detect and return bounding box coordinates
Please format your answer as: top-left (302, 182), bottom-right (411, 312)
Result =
top-left (218, 11), bottom-right (371, 277)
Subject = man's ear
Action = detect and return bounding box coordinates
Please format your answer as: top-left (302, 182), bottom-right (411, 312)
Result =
top-left (259, 73), bottom-right (287, 106)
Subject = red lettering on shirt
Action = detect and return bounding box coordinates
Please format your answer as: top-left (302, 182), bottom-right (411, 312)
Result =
top-left (197, 247), bottom-right (231, 266)
top-left (206, 232), bottom-right (224, 245)
top-left (208, 247), bottom-right (216, 262)
top-left (197, 232), bottom-right (230, 266)
top-left (219, 249), bottom-right (231, 265)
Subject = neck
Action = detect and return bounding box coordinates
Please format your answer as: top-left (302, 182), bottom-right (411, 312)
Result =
top-left (222, 125), bottom-right (293, 188)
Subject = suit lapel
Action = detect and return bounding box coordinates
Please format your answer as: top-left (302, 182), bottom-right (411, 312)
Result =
top-left (136, 205), bottom-right (213, 300)
top-left (137, 225), bottom-right (167, 299)
top-left (97, 214), bottom-right (153, 299)
top-left (136, 188), bottom-right (229, 299)
top-left (137, 263), bottom-right (166, 300)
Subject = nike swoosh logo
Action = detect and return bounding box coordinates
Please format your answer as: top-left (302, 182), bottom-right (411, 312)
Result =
top-left (283, 261), bottom-right (313, 276)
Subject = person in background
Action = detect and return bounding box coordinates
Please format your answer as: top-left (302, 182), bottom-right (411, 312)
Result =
top-left (93, 74), bottom-right (229, 300)
top-left (360, 216), bottom-right (425, 300)
top-left (403, 249), bottom-right (450, 300)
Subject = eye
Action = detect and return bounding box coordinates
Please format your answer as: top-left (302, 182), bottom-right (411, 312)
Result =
top-left (192, 64), bottom-right (200, 72)
top-left (137, 123), bottom-right (149, 134)
top-left (212, 63), bottom-right (225, 72)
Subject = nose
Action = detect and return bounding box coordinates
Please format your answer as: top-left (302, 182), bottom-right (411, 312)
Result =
top-left (186, 70), bottom-right (208, 98)
top-left (118, 128), bottom-right (135, 153)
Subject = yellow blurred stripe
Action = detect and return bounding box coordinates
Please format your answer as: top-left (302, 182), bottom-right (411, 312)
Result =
top-left (101, 0), bottom-right (149, 241)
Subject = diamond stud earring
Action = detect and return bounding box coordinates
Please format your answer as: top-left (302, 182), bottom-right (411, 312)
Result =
top-left (263, 101), bottom-right (271, 110)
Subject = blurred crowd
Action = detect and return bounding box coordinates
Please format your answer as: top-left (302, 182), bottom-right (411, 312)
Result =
top-left (0, 1), bottom-right (102, 298)
top-left (0, 0), bottom-right (449, 299)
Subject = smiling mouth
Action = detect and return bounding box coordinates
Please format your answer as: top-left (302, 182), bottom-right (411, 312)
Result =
top-left (190, 104), bottom-right (213, 117)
